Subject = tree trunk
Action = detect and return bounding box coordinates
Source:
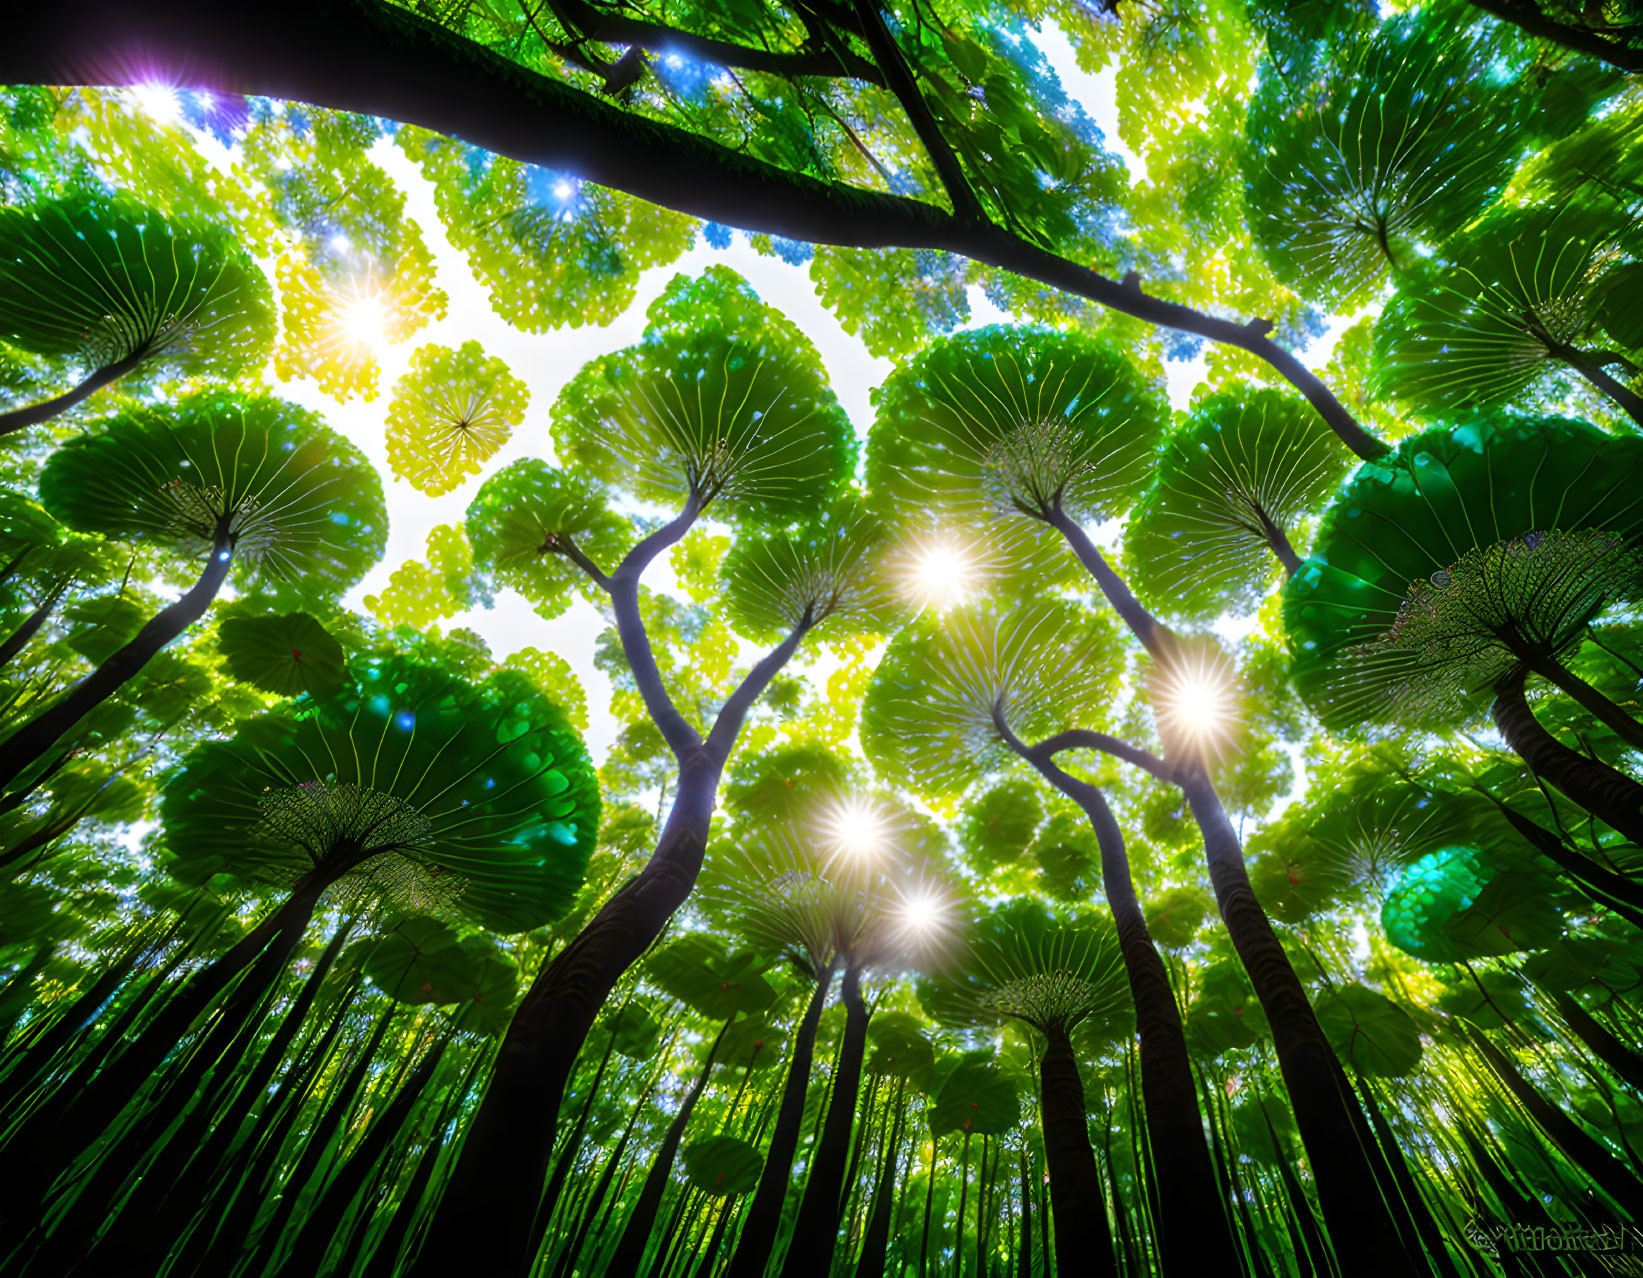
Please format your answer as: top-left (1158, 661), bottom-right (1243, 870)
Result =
top-left (270, 1036), bottom-right (448, 1278)
top-left (0, 528), bottom-right (234, 793)
top-left (1492, 673), bottom-right (1643, 845)
top-left (1549, 990), bottom-right (1643, 1094)
top-left (725, 958), bottom-right (838, 1278)
top-left (0, 871), bottom-right (324, 1234)
top-left (1180, 765), bottom-right (1419, 1278)
top-left (77, 927), bottom-right (355, 1276)
top-left (0, 585), bottom-right (65, 672)
top-left (1035, 761), bottom-right (1237, 1277)
top-left (0, 352), bottom-right (145, 437)
top-left (607, 1020), bottom-right (728, 1275)
top-left (1038, 1020), bottom-right (1115, 1278)
top-left (785, 963), bottom-right (872, 1278)
top-left (854, 1078), bottom-right (906, 1278)
top-left (1521, 648), bottom-right (1643, 753)
top-left (1466, 1024), bottom-right (1643, 1220)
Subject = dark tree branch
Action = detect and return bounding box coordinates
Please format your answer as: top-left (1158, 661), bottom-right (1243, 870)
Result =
top-left (1030, 728), bottom-right (1175, 785)
top-left (0, 0), bottom-right (1388, 462)
top-left (546, 531), bottom-right (612, 590)
top-left (1465, 0), bottom-right (1643, 73)
top-left (609, 494), bottom-right (707, 760)
top-left (0, 349), bottom-right (147, 438)
top-left (1251, 500), bottom-right (1303, 577)
top-left (844, 0), bottom-right (982, 223)
top-left (704, 605), bottom-right (813, 760)
top-left (1042, 504), bottom-right (1171, 659)
top-left (536, 0), bottom-right (885, 84)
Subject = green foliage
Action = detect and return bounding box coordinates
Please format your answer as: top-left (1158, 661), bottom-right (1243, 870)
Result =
top-left (465, 461), bottom-right (634, 617)
top-left (1381, 846), bottom-right (1564, 963)
top-left (929, 1055), bottom-right (1021, 1136)
top-left (551, 266), bottom-right (855, 523)
top-left (919, 897), bottom-right (1125, 1034)
top-left (160, 651), bottom-right (599, 933)
top-left (1243, 6), bottom-right (1564, 309)
top-left (216, 610), bottom-right (346, 697)
top-left (861, 598), bottom-right (1124, 803)
top-left (682, 1135), bottom-right (763, 1196)
top-left (1284, 417), bottom-right (1643, 730)
top-left (38, 392), bottom-right (387, 609)
top-left (868, 324), bottom-right (1167, 530)
top-left (385, 340), bottom-right (529, 496)
top-left (1313, 981), bottom-right (1422, 1077)
top-left (1126, 386), bottom-right (1353, 618)
top-left (0, 191), bottom-right (275, 381)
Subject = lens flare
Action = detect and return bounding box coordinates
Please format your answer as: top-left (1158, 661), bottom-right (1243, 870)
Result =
top-left (1149, 642), bottom-right (1241, 758)
top-left (813, 796), bottom-right (892, 866)
top-left (896, 534), bottom-right (976, 611)
top-left (130, 83), bottom-right (183, 124)
top-left (338, 290), bottom-right (389, 352)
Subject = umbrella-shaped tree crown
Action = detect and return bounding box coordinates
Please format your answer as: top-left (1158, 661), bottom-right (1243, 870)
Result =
top-left (160, 651), bottom-right (599, 934)
top-left (37, 391), bottom-right (387, 610)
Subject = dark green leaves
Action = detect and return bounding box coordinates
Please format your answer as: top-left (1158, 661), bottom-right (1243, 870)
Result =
top-left (1283, 417), bottom-right (1643, 730)
top-left (1314, 982), bottom-right (1422, 1077)
top-left (930, 1056), bottom-right (1020, 1136)
top-left (217, 611), bottom-right (346, 697)
top-left (682, 1135), bottom-right (762, 1196)
top-left (38, 392), bottom-right (387, 610)
top-left (161, 651), bottom-right (599, 933)
top-left (0, 191), bottom-right (274, 380)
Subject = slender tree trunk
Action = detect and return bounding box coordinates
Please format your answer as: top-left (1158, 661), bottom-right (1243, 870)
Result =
top-left (854, 1078), bottom-right (906, 1278)
top-left (1549, 990), bottom-right (1643, 1093)
top-left (239, 1009), bottom-right (402, 1267)
top-left (1492, 673), bottom-right (1643, 844)
top-left (0, 351), bottom-right (145, 437)
top-left (726, 958), bottom-right (838, 1278)
top-left (0, 870), bottom-right (325, 1234)
top-left (0, 528), bottom-right (234, 793)
top-left (1180, 764), bottom-right (1418, 1278)
top-left (608, 1020), bottom-right (729, 1274)
top-left (0, 585), bottom-right (65, 672)
top-left (270, 1036), bottom-right (449, 1278)
top-left (1015, 1147), bottom-right (1032, 1278)
top-left (1467, 1025), bottom-right (1643, 1219)
top-left (1038, 1020), bottom-right (1115, 1278)
top-left (786, 963), bottom-right (871, 1277)
top-left (83, 928), bottom-right (355, 1275)
top-left (1026, 755), bottom-right (1237, 1277)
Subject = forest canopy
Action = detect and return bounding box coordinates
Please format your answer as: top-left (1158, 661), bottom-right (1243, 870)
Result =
top-left (0, 0), bottom-right (1641, 1276)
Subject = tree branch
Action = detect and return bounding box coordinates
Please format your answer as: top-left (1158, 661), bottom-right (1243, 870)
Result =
top-left (1042, 504), bottom-right (1172, 660)
top-left (844, 0), bottom-right (983, 223)
top-left (545, 531), bottom-right (612, 590)
top-left (609, 495), bottom-right (706, 761)
top-left (1029, 728), bottom-right (1175, 785)
top-left (704, 605), bottom-right (813, 760)
top-left (0, 0), bottom-right (1385, 460)
top-left (1464, 0), bottom-right (1643, 74)
top-left (536, 0), bottom-right (886, 84)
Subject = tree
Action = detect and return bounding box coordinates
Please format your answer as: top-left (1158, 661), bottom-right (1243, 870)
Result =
top-left (0, 391), bottom-right (386, 792)
top-left (0, 192), bottom-right (275, 432)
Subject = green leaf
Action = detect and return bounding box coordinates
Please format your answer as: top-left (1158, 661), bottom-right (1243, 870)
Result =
top-left (217, 611), bottom-right (346, 697)
top-left (1314, 982), bottom-right (1422, 1077)
top-left (681, 1135), bottom-right (763, 1196)
top-left (930, 1057), bottom-right (1020, 1136)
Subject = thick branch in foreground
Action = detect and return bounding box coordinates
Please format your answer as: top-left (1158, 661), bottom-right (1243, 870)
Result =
top-left (1464, 0), bottom-right (1643, 73)
top-left (0, 0), bottom-right (1387, 462)
top-left (536, 0), bottom-right (885, 84)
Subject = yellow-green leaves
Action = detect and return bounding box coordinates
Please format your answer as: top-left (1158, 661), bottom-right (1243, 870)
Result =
top-left (386, 341), bottom-right (528, 496)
